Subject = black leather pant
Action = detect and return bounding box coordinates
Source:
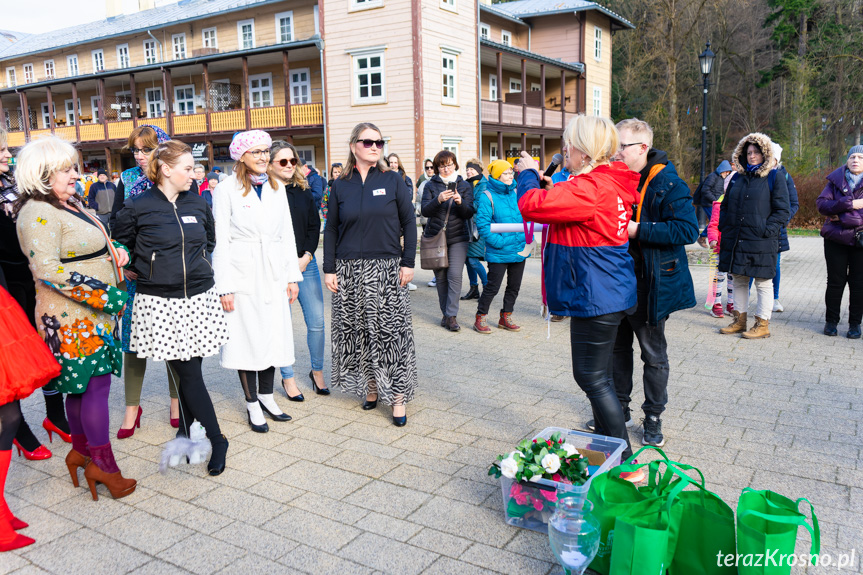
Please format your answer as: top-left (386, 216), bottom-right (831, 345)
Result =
top-left (570, 311), bottom-right (633, 460)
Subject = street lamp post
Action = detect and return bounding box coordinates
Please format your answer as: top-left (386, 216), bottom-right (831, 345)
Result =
top-left (698, 41), bottom-right (715, 186)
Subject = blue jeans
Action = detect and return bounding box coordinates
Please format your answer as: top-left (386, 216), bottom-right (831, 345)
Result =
top-left (280, 257), bottom-right (325, 379)
top-left (465, 257), bottom-right (488, 287)
top-left (699, 205), bottom-right (712, 238)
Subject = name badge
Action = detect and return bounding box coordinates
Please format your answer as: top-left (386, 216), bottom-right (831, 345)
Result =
top-left (372, 188), bottom-right (386, 196)
top-left (181, 216), bottom-right (198, 224)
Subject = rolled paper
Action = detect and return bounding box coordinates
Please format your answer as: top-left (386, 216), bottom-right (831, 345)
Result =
top-left (490, 223), bottom-right (548, 233)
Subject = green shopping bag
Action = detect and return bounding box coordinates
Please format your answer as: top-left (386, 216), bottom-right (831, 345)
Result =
top-left (736, 488), bottom-right (820, 575)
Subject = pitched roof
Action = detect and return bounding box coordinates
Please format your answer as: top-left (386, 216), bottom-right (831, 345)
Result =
top-left (0, 0), bottom-right (284, 60)
top-left (487, 0), bottom-right (634, 31)
top-left (0, 29), bottom-right (32, 58)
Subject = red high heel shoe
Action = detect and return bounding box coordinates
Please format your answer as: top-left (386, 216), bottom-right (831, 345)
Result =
top-left (12, 440), bottom-right (52, 461)
top-left (42, 418), bottom-right (71, 443)
top-left (116, 406), bottom-right (142, 439)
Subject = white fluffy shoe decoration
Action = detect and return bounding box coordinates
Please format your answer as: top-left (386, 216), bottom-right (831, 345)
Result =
top-left (159, 422), bottom-right (212, 473)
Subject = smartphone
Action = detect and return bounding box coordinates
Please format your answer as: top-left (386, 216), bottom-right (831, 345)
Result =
top-left (447, 182), bottom-right (457, 192)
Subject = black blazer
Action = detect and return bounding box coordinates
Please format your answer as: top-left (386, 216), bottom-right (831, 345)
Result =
top-left (285, 183), bottom-right (320, 257)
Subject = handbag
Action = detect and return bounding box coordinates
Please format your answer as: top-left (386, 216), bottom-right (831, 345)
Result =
top-left (420, 200), bottom-right (452, 270)
top-left (855, 228), bottom-right (863, 248)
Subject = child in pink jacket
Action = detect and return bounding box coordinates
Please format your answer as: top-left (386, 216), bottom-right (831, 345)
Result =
top-left (706, 173), bottom-right (737, 317)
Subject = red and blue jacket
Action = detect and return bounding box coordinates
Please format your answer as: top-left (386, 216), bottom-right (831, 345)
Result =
top-left (518, 163), bottom-right (641, 318)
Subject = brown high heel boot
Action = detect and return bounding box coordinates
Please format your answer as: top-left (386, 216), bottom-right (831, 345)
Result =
top-left (84, 443), bottom-right (136, 501)
top-left (65, 449), bottom-right (90, 488)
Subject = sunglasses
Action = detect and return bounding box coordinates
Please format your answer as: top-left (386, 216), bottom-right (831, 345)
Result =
top-left (275, 157), bottom-right (298, 167)
top-left (130, 147), bottom-right (154, 155)
top-left (357, 139), bottom-right (385, 149)
top-left (425, 165), bottom-right (434, 170)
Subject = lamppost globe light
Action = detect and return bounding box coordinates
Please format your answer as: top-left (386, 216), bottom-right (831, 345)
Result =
top-left (699, 42), bottom-right (715, 76)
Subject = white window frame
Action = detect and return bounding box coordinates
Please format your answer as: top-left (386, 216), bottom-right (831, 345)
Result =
top-left (441, 47), bottom-right (460, 105)
top-left (489, 142), bottom-right (499, 161)
top-left (44, 60), bottom-right (55, 80)
top-left (593, 87), bottom-right (602, 117)
top-left (275, 11), bottom-right (294, 44)
top-left (67, 54), bottom-right (79, 76)
top-left (5, 68), bottom-right (15, 87)
top-left (594, 26), bottom-right (602, 61)
top-left (116, 44), bottom-right (130, 68)
top-left (248, 73), bottom-right (273, 108)
top-left (289, 68), bottom-right (312, 104)
top-left (479, 23), bottom-right (490, 40)
top-left (23, 63), bottom-right (34, 83)
top-left (349, 0), bottom-right (384, 12)
top-left (91, 50), bottom-right (105, 73)
top-left (294, 145), bottom-right (316, 170)
top-left (509, 78), bottom-right (521, 93)
top-left (441, 137), bottom-right (462, 158)
top-left (145, 87), bottom-right (164, 118)
top-left (440, 0), bottom-right (456, 12)
top-left (530, 82), bottom-right (541, 91)
top-left (144, 40), bottom-right (159, 64)
top-left (237, 19), bottom-right (255, 50)
top-left (202, 27), bottom-right (218, 49)
top-left (349, 46), bottom-right (386, 105)
top-left (41, 102), bottom-right (55, 128)
top-left (90, 95), bottom-right (101, 123)
top-left (489, 74), bottom-right (498, 101)
top-left (65, 98), bottom-right (80, 124)
top-left (174, 84), bottom-right (195, 115)
top-left (172, 33), bottom-right (187, 60)
top-left (501, 30), bottom-right (512, 46)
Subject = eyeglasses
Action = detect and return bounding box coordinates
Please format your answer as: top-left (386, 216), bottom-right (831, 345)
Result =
top-left (275, 157), bottom-right (298, 167)
top-left (357, 139), bottom-right (385, 149)
top-left (439, 163), bottom-right (455, 170)
top-left (246, 149), bottom-right (270, 159)
top-left (619, 143), bottom-right (643, 150)
top-left (500, 170), bottom-right (514, 177)
top-left (130, 147), bottom-right (154, 155)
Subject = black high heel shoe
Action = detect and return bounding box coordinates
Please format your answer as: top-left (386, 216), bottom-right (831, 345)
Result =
top-left (259, 400), bottom-right (292, 422)
top-left (392, 415), bottom-right (407, 427)
top-left (247, 412), bottom-right (269, 433)
top-left (362, 397), bottom-right (378, 410)
top-left (281, 379), bottom-right (304, 402)
top-left (208, 435), bottom-right (229, 476)
top-left (309, 371), bottom-right (330, 395)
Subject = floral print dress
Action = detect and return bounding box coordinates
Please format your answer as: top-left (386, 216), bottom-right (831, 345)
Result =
top-left (16, 201), bottom-right (129, 394)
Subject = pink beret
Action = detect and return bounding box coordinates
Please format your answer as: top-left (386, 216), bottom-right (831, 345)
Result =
top-left (229, 130), bottom-right (272, 161)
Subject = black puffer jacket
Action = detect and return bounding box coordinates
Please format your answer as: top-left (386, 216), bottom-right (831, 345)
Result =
top-left (421, 175), bottom-right (475, 244)
top-left (718, 133), bottom-right (790, 279)
top-left (113, 186), bottom-right (216, 298)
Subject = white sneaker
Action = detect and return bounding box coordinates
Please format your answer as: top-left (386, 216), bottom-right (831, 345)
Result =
top-left (407, 282), bottom-right (417, 291)
top-left (773, 299), bottom-right (784, 312)
top-left (427, 278), bottom-right (437, 287)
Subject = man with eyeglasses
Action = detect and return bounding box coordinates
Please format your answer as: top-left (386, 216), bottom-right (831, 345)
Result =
top-left (590, 118), bottom-right (698, 449)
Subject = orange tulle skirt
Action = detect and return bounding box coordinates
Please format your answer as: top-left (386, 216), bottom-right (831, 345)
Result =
top-left (0, 285), bottom-right (61, 404)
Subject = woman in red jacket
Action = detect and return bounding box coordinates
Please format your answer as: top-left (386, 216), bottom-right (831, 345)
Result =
top-left (518, 115), bottom-right (640, 462)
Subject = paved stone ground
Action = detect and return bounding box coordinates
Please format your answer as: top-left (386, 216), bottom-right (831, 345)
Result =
top-left (4, 236), bottom-right (861, 575)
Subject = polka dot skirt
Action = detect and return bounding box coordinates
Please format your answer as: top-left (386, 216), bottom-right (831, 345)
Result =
top-left (129, 288), bottom-right (229, 362)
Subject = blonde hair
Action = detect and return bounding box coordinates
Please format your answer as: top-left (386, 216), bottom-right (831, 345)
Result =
top-left (234, 160), bottom-right (279, 197)
top-left (340, 122), bottom-right (389, 179)
top-left (145, 141), bottom-right (192, 186)
top-left (0, 127), bottom-right (7, 149)
top-left (563, 115), bottom-right (620, 174)
top-left (615, 118), bottom-right (654, 148)
top-left (15, 136), bottom-right (78, 202)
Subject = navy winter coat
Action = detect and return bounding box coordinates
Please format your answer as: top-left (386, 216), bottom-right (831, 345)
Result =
top-left (777, 166), bottom-right (799, 253)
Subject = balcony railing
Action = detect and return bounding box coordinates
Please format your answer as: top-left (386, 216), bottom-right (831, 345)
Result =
top-left (481, 99), bottom-right (578, 130)
top-left (6, 103), bottom-right (323, 146)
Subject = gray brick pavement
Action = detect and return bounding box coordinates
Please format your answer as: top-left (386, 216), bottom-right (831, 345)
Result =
top-left (4, 237), bottom-right (861, 574)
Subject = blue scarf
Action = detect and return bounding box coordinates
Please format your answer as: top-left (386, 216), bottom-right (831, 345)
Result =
top-left (845, 167), bottom-right (863, 192)
top-left (745, 163), bottom-right (763, 174)
top-left (486, 175), bottom-right (516, 195)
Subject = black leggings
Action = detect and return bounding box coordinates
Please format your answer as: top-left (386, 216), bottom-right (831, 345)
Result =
top-left (570, 311), bottom-right (633, 460)
top-left (238, 368), bottom-right (275, 403)
top-left (167, 357), bottom-right (222, 440)
top-left (0, 401), bottom-right (23, 451)
top-left (824, 239), bottom-right (863, 325)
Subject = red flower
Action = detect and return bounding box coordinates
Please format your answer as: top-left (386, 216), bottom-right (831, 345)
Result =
top-left (539, 490), bottom-right (558, 502)
top-left (533, 440), bottom-right (537, 443)
top-left (532, 498), bottom-right (545, 511)
top-left (546, 440), bottom-right (553, 446)
top-left (552, 473), bottom-right (562, 482)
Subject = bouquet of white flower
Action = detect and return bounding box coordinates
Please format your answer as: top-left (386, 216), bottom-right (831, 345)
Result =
top-left (489, 431), bottom-right (589, 485)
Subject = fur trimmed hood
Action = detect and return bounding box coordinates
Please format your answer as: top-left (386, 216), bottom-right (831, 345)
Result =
top-left (731, 132), bottom-right (775, 178)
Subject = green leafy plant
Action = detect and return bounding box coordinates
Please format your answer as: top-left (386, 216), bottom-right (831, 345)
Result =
top-left (488, 432), bottom-right (590, 485)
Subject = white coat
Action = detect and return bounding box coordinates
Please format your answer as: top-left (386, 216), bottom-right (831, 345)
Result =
top-left (212, 174), bottom-right (302, 371)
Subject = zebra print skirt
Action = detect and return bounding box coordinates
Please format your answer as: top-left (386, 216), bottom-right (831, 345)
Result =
top-left (331, 258), bottom-right (417, 406)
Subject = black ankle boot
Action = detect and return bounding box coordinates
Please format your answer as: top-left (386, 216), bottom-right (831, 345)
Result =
top-left (460, 285), bottom-right (480, 300)
top-left (208, 435), bottom-right (229, 476)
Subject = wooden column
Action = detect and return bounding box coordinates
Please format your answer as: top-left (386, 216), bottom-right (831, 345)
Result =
top-left (104, 147), bottom-right (113, 174)
top-left (71, 83), bottom-right (80, 142)
top-left (540, 64), bottom-right (546, 128)
top-left (207, 139), bottom-right (214, 167)
top-left (521, 59), bottom-right (527, 125)
top-left (19, 93), bottom-right (30, 140)
top-left (129, 73), bottom-right (138, 128)
top-left (0, 99), bottom-right (6, 133)
top-left (162, 68), bottom-right (174, 136)
top-left (496, 52), bottom-right (503, 121)
top-left (560, 70), bottom-right (566, 128)
top-left (98, 78), bottom-right (108, 141)
top-left (540, 133), bottom-right (546, 168)
top-left (282, 51), bottom-right (292, 129)
top-left (242, 57), bottom-right (251, 130)
top-left (521, 132), bottom-right (526, 154)
top-left (497, 131), bottom-right (503, 160)
top-left (46, 86), bottom-right (55, 132)
top-left (202, 63), bottom-right (211, 134)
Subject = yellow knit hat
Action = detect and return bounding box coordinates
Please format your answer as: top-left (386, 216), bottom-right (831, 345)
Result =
top-left (487, 159), bottom-right (513, 180)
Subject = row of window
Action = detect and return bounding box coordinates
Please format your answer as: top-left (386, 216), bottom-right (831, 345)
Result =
top-left (478, 23), bottom-right (603, 62)
top-left (5, 11), bottom-right (303, 86)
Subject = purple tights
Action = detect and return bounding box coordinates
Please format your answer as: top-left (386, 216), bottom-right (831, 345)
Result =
top-left (65, 374), bottom-right (112, 449)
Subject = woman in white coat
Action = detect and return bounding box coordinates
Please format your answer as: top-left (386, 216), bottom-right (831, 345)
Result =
top-left (212, 130), bottom-right (301, 433)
